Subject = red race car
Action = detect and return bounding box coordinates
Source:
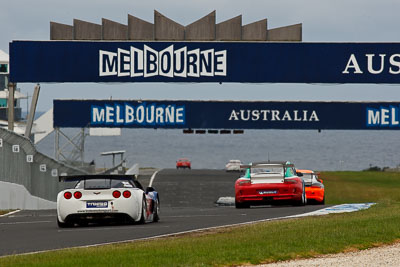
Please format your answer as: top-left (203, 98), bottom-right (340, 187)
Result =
top-left (296, 169), bottom-right (325, 204)
top-left (176, 158), bottom-right (191, 169)
top-left (235, 161), bottom-right (306, 208)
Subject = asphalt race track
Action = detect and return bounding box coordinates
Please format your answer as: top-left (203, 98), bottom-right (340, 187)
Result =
top-left (0, 169), bottom-right (327, 256)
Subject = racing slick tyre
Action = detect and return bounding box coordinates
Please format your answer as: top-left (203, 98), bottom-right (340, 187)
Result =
top-left (295, 183), bottom-right (307, 206)
top-left (235, 200), bottom-right (250, 209)
top-left (321, 195), bottom-right (325, 205)
top-left (153, 198), bottom-right (160, 222)
top-left (57, 218), bottom-right (73, 228)
top-left (139, 196), bottom-right (147, 224)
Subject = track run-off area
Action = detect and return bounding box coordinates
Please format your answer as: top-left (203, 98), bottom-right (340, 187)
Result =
top-left (0, 169), bottom-right (327, 256)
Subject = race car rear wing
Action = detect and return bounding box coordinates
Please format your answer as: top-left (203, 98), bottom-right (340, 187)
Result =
top-left (59, 174), bottom-right (137, 182)
top-left (240, 163), bottom-right (295, 170)
top-left (240, 164), bottom-right (251, 170)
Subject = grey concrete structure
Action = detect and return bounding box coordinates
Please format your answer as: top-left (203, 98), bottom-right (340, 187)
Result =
top-left (185, 11), bottom-right (216, 41)
top-left (128, 15), bottom-right (154, 40)
top-left (242, 19), bottom-right (267, 41)
top-left (154, 10), bottom-right (184, 40)
top-left (7, 83), bottom-right (15, 131)
top-left (0, 127), bottom-right (86, 208)
top-left (267, 23), bottom-right (302, 41)
top-left (24, 84), bottom-right (40, 138)
top-left (102, 18), bottom-right (128, 40)
top-left (50, 22), bottom-right (73, 40)
top-left (73, 19), bottom-right (102, 40)
top-left (50, 12), bottom-right (302, 42)
top-left (216, 15), bottom-right (242, 41)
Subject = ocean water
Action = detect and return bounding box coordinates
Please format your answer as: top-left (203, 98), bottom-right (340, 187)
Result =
top-left (36, 129), bottom-right (400, 171)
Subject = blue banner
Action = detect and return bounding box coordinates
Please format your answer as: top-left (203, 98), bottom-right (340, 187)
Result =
top-left (9, 41), bottom-right (400, 83)
top-left (53, 100), bottom-right (400, 130)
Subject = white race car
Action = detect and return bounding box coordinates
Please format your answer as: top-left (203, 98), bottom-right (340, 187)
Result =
top-left (57, 175), bottom-right (160, 227)
top-left (225, 160), bottom-right (242, 171)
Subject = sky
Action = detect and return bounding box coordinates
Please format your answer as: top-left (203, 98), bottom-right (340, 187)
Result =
top-left (1, 0), bottom-right (400, 111)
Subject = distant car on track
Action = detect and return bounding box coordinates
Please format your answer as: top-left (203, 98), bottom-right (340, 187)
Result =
top-left (225, 159), bottom-right (242, 171)
top-left (235, 161), bottom-right (306, 208)
top-left (296, 169), bottom-right (325, 204)
top-left (57, 175), bottom-right (160, 227)
top-left (176, 158), bottom-right (191, 169)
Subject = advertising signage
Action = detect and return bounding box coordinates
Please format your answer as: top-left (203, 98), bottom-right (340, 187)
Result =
top-left (53, 100), bottom-right (400, 130)
top-left (9, 41), bottom-right (400, 84)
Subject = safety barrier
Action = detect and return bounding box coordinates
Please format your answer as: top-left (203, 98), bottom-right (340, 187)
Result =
top-left (0, 127), bottom-right (86, 209)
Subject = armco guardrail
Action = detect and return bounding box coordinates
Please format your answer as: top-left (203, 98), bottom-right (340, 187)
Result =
top-left (0, 127), bottom-right (87, 209)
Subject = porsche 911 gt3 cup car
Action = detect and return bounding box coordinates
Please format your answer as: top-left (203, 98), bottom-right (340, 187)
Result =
top-left (296, 169), bottom-right (325, 204)
top-left (235, 161), bottom-right (306, 208)
top-left (57, 175), bottom-right (160, 227)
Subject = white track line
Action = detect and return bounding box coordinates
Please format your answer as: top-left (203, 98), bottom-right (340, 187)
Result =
top-left (148, 170), bottom-right (160, 187)
top-left (0, 210), bottom-right (21, 217)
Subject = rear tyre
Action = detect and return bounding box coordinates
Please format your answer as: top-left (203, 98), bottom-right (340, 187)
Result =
top-left (321, 195), bottom-right (325, 205)
top-left (57, 218), bottom-right (73, 228)
top-left (139, 197), bottom-right (147, 224)
top-left (295, 183), bottom-right (306, 206)
top-left (153, 198), bottom-right (160, 222)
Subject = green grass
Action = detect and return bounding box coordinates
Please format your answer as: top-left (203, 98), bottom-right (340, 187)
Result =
top-left (1, 171), bottom-right (400, 266)
top-left (323, 171), bottom-right (400, 204)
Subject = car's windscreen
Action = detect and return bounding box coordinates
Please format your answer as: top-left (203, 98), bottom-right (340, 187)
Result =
top-left (251, 166), bottom-right (284, 176)
top-left (74, 179), bottom-right (136, 189)
top-left (302, 173), bottom-right (313, 185)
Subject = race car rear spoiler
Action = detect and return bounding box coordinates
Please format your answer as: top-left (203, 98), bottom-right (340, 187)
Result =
top-left (59, 174), bottom-right (137, 182)
top-left (240, 163), bottom-right (295, 169)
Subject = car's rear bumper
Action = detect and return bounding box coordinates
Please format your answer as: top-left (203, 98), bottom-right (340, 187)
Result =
top-left (235, 182), bottom-right (303, 205)
top-left (63, 212), bottom-right (134, 224)
top-left (176, 164), bottom-right (191, 168)
top-left (57, 198), bottom-right (140, 223)
top-left (305, 188), bottom-right (324, 202)
top-left (236, 193), bottom-right (301, 203)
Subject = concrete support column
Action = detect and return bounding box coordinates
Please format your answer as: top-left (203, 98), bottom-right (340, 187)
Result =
top-left (55, 128), bottom-right (59, 160)
top-left (7, 82), bottom-right (15, 131)
top-left (25, 84), bottom-right (40, 138)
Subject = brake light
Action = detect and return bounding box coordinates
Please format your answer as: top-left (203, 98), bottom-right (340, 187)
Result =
top-left (64, 192), bottom-right (72, 199)
top-left (285, 179), bottom-right (297, 184)
top-left (113, 190), bottom-right (121, 198)
top-left (74, 191), bottom-right (82, 199)
top-left (239, 180), bottom-right (251, 186)
top-left (123, 190), bottom-right (131, 198)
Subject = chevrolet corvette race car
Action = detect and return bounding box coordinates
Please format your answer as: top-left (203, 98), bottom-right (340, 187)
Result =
top-left (235, 161), bottom-right (306, 208)
top-left (57, 175), bottom-right (159, 227)
top-left (296, 169), bottom-right (325, 204)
